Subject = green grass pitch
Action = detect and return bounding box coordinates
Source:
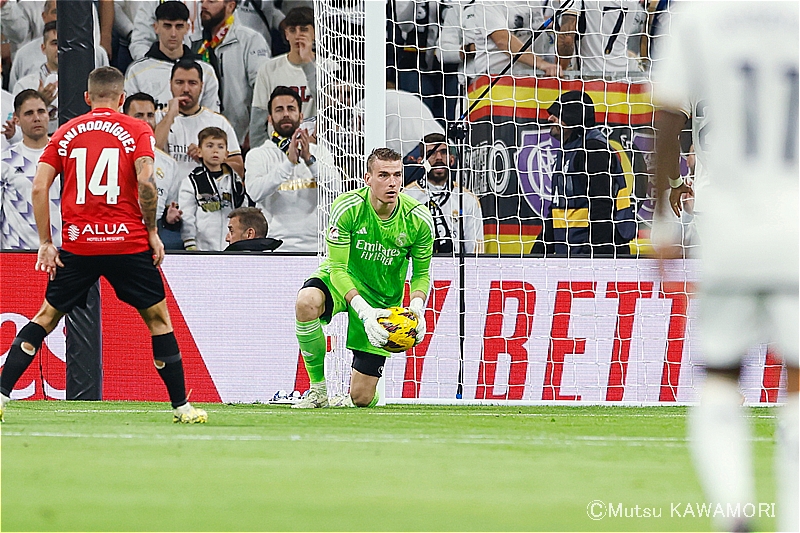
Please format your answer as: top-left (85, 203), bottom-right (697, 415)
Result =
top-left (0, 401), bottom-right (778, 531)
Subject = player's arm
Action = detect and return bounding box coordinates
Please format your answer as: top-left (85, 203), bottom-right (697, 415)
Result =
top-left (136, 155), bottom-right (165, 266)
top-left (654, 108), bottom-right (692, 217)
top-left (408, 206), bottom-right (435, 344)
top-left (32, 161), bottom-right (62, 280)
top-left (327, 207), bottom-right (390, 347)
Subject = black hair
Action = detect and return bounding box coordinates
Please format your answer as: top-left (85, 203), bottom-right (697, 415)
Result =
top-left (155, 1), bottom-right (190, 21)
top-left (13, 89), bottom-right (46, 115)
top-left (170, 59), bottom-right (204, 82)
top-left (42, 20), bottom-right (57, 42)
top-left (267, 86), bottom-right (302, 114)
top-left (123, 92), bottom-right (157, 115)
top-left (283, 6), bottom-right (314, 28)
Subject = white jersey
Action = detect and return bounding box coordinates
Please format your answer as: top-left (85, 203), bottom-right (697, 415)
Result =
top-left (252, 55), bottom-right (336, 120)
top-left (653, 1), bottom-right (798, 289)
top-left (178, 168), bottom-right (238, 251)
top-left (244, 138), bottom-right (340, 252)
top-left (10, 38), bottom-right (108, 89)
top-left (558, 0), bottom-right (644, 77)
top-left (0, 141), bottom-right (61, 249)
top-left (167, 107), bottom-right (242, 184)
top-left (464, 1), bottom-right (553, 77)
top-left (403, 181), bottom-right (484, 254)
top-left (154, 148), bottom-right (180, 219)
top-left (124, 53), bottom-right (220, 121)
top-left (384, 89), bottom-right (445, 158)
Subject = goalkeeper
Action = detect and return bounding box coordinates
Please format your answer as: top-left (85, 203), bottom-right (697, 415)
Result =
top-left (293, 147), bottom-right (434, 408)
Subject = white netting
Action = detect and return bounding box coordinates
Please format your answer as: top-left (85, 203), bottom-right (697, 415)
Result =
top-left (313, 1), bottom-right (781, 404)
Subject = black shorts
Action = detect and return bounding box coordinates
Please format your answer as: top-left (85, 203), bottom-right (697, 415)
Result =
top-left (302, 277), bottom-right (333, 323)
top-left (46, 250), bottom-right (165, 313)
top-left (352, 350), bottom-right (386, 378)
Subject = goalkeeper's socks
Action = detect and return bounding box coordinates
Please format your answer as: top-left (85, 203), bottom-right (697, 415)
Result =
top-left (1, 322), bottom-right (46, 397)
top-left (367, 390), bottom-right (380, 408)
top-left (152, 332), bottom-right (188, 409)
top-left (688, 374), bottom-right (754, 532)
top-left (776, 392), bottom-right (799, 533)
top-left (296, 319), bottom-right (326, 384)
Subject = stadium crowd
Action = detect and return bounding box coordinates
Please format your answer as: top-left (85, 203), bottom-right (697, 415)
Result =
top-left (1, 0), bottom-right (671, 256)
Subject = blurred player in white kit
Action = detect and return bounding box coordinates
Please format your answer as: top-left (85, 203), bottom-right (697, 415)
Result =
top-left (653, 2), bottom-right (798, 531)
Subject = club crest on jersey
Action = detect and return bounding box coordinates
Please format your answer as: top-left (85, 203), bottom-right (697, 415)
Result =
top-left (395, 233), bottom-right (409, 247)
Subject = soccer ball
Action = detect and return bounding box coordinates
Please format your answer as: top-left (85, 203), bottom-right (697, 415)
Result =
top-left (377, 306), bottom-right (419, 353)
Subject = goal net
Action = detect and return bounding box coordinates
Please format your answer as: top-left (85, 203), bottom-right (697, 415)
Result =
top-left (313, 0), bottom-right (784, 405)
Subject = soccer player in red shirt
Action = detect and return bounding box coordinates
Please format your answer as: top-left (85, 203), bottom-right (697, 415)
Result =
top-left (0, 67), bottom-right (207, 424)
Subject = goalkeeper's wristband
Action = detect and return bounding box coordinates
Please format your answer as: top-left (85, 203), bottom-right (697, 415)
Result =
top-left (669, 176), bottom-right (684, 189)
top-left (349, 294), bottom-right (371, 319)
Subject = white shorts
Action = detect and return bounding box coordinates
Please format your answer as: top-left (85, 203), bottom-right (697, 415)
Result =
top-left (699, 289), bottom-right (799, 368)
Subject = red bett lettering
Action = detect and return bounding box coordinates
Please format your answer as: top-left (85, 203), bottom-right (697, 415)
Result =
top-left (605, 282), bottom-right (654, 401)
top-left (542, 281), bottom-right (595, 401)
top-left (402, 280), bottom-right (451, 398)
top-left (658, 282), bottom-right (690, 402)
top-left (476, 281), bottom-right (536, 400)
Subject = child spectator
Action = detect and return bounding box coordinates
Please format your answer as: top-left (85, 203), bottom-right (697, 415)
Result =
top-left (179, 127), bottom-right (251, 251)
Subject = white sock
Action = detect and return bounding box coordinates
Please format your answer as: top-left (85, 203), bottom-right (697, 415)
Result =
top-left (0, 393), bottom-right (10, 408)
top-left (688, 375), bottom-right (755, 531)
top-left (311, 382), bottom-right (327, 394)
top-left (776, 393), bottom-right (799, 533)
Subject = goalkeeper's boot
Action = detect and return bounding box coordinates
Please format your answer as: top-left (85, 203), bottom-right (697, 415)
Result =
top-left (0, 394), bottom-right (9, 423)
top-left (173, 402), bottom-right (208, 424)
top-left (292, 382), bottom-right (328, 409)
top-left (329, 393), bottom-right (356, 408)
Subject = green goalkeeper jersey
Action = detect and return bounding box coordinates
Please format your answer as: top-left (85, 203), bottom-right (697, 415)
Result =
top-left (320, 186), bottom-right (434, 307)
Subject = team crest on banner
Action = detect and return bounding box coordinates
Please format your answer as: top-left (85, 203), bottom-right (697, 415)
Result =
top-left (516, 129), bottom-right (559, 218)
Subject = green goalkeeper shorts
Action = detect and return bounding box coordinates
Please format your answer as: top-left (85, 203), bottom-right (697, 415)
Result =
top-left (305, 268), bottom-right (392, 357)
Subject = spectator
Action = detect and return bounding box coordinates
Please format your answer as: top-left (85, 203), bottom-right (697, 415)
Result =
top-left (0, 0), bottom-right (46, 48)
top-left (129, 0), bottom-right (279, 61)
top-left (191, 0), bottom-right (270, 145)
top-left (250, 6), bottom-right (333, 148)
top-left (124, 1), bottom-right (220, 120)
top-left (0, 90), bottom-right (61, 250)
top-left (556, 0), bottom-right (646, 78)
top-left (123, 92), bottom-right (184, 250)
top-left (404, 133), bottom-right (484, 254)
top-left (1, 83), bottom-right (22, 150)
top-left (111, 0), bottom-right (140, 72)
top-left (383, 85), bottom-right (445, 159)
top-left (4, 0), bottom-right (109, 88)
top-left (179, 126), bottom-right (250, 251)
top-left (245, 86), bottom-right (339, 252)
top-left (224, 206), bottom-right (283, 251)
top-left (462, 1), bottom-right (560, 79)
top-left (389, 1), bottom-right (444, 121)
top-left (536, 90), bottom-right (634, 257)
top-left (12, 21), bottom-right (59, 135)
top-left (154, 59), bottom-right (243, 183)
top-left (129, 0), bottom-right (202, 61)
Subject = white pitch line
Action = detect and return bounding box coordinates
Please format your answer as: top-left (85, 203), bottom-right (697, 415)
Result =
top-left (0, 430), bottom-right (774, 446)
